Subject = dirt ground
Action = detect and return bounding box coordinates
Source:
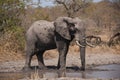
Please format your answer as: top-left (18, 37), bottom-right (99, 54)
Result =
top-left (0, 45), bottom-right (120, 72)
top-left (0, 41), bottom-right (120, 80)
top-left (0, 52), bottom-right (120, 72)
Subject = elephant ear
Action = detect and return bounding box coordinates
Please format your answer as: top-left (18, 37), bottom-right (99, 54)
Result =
top-left (54, 17), bottom-right (73, 40)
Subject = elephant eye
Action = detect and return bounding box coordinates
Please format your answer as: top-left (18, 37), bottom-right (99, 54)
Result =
top-left (70, 30), bottom-right (76, 35)
top-left (70, 23), bottom-right (75, 26)
top-left (69, 28), bottom-right (77, 35)
top-left (68, 23), bottom-right (75, 28)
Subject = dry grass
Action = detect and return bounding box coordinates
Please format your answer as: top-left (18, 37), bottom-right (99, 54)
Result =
top-left (0, 32), bottom-right (24, 62)
top-left (0, 42), bottom-right (23, 62)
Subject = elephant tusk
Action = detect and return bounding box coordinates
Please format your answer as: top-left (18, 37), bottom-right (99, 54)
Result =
top-left (86, 40), bottom-right (96, 48)
top-left (76, 41), bottom-right (86, 47)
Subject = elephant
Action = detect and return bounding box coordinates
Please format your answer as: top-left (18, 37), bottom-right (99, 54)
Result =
top-left (23, 17), bottom-right (101, 71)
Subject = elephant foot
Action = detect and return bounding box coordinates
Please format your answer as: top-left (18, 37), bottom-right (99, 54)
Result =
top-left (22, 66), bottom-right (32, 72)
top-left (57, 65), bottom-right (60, 69)
top-left (81, 67), bottom-right (85, 71)
top-left (59, 67), bottom-right (66, 71)
top-left (58, 71), bottom-right (66, 77)
top-left (58, 68), bottom-right (66, 77)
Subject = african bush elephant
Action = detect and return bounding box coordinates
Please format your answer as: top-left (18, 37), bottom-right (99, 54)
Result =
top-left (23, 17), bottom-right (101, 71)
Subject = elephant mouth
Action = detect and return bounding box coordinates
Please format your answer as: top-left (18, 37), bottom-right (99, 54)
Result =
top-left (76, 35), bottom-right (101, 47)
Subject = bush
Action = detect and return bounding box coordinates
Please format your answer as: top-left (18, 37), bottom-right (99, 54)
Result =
top-left (0, 26), bottom-right (25, 53)
top-left (0, 0), bottom-right (25, 32)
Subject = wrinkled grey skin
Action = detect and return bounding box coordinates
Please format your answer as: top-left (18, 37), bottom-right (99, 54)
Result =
top-left (23, 17), bottom-right (86, 71)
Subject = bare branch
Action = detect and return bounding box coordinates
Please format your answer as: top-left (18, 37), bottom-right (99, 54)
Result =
top-left (56, 0), bottom-right (69, 10)
top-left (55, 0), bottom-right (89, 17)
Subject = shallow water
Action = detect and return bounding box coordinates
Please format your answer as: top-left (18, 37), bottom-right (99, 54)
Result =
top-left (0, 64), bottom-right (120, 79)
top-left (62, 64), bottom-right (120, 79)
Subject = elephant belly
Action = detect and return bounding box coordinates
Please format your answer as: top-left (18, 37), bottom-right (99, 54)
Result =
top-left (36, 38), bottom-right (57, 50)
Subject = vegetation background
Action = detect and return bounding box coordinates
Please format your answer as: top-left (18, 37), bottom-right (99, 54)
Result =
top-left (0, 0), bottom-right (120, 62)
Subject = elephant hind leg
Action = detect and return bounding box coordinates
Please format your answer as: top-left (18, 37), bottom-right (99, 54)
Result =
top-left (23, 43), bottom-right (35, 71)
top-left (36, 50), bottom-right (47, 69)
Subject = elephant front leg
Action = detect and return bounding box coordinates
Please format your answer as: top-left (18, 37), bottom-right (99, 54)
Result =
top-left (80, 47), bottom-right (86, 71)
top-left (56, 41), bottom-right (69, 71)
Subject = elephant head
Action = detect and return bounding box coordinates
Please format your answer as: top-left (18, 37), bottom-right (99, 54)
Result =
top-left (54, 17), bottom-right (76, 40)
top-left (54, 17), bottom-right (101, 70)
top-left (54, 17), bottom-right (101, 47)
top-left (72, 17), bottom-right (101, 47)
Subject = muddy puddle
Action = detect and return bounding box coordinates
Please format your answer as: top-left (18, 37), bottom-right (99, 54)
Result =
top-left (0, 64), bottom-right (120, 80)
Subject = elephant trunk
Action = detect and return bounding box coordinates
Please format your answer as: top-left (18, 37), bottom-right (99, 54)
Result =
top-left (75, 38), bottom-right (86, 70)
top-left (75, 35), bottom-right (101, 70)
top-left (80, 46), bottom-right (86, 70)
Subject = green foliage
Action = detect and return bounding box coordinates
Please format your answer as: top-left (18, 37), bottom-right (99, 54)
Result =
top-left (0, 0), bottom-right (25, 32)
